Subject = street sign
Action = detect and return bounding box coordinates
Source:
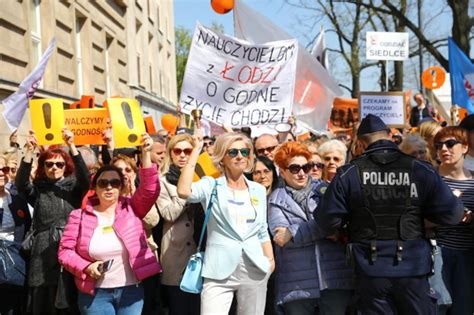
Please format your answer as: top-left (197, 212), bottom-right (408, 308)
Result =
top-left (366, 32), bottom-right (409, 61)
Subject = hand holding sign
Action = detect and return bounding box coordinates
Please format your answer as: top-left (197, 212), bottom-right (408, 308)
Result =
top-left (140, 133), bottom-right (153, 169)
top-left (107, 98), bottom-right (145, 148)
top-left (23, 130), bottom-right (38, 163)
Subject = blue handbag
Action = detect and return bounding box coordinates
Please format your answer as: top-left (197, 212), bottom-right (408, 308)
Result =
top-left (180, 182), bottom-right (217, 294)
top-left (0, 240), bottom-right (26, 286)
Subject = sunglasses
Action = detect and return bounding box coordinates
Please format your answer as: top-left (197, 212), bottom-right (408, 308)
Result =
top-left (312, 162), bottom-right (324, 170)
top-left (227, 148), bottom-right (251, 158)
top-left (203, 141), bottom-right (214, 147)
top-left (256, 146), bottom-right (277, 155)
top-left (97, 178), bottom-right (122, 189)
top-left (44, 161), bottom-right (65, 169)
top-left (0, 167), bottom-right (10, 174)
top-left (435, 139), bottom-right (461, 150)
top-left (287, 163), bottom-right (313, 174)
top-left (172, 148), bottom-right (193, 156)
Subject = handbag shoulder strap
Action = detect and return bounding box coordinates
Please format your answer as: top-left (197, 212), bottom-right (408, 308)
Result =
top-left (196, 180), bottom-right (217, 252)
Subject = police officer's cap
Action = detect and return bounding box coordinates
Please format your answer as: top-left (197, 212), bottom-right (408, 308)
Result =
top-left (357, 114), bottom-right (390, 136)
top-left (460, 114), bottom-right (474, 131)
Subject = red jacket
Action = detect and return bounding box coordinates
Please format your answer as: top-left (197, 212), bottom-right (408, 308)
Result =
top-left (58, 165), bottom-right (161, 295)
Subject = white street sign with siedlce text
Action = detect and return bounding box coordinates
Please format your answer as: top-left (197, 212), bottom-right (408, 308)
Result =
top-left (366, 31), bottom-right (409, 61)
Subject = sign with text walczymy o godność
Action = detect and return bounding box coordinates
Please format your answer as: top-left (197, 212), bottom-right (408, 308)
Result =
top-left (359, 92), bottom-right (406, 128)
top-left (366, 32), bottom-right (409, 61)
top-left (179, 22), bottom-right (298, 128)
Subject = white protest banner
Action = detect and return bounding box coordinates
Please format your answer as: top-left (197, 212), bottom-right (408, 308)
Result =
top-left (179, 22), bottom-right (298, 128)
top-left (359, 92), bottom-right (406, 127)
top-left (366, 32), bottom-right (409, 61)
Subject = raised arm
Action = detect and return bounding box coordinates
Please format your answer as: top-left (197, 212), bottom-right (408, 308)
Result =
top-left (131, 133), bottom-right (160, 218)
top-left (177, 129), bottom-right (204, 199)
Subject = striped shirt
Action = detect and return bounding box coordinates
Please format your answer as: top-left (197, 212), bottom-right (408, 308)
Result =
top-left (435, 177), bottom-right (474, 250)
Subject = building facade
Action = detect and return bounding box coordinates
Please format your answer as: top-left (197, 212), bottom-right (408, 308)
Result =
top-left (0, 0), bottom-right (177, 142)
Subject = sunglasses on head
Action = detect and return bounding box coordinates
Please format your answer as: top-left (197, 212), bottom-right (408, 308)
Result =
top-left (435, 139), bottom-right (461, 150)
top-left (172, 148), bottom-right (193, 156)
top-left (45, 161), bottom-right (65, 169)
top-left (97, 178), bottom-right (122, 189)
top-left (227, 148), bottom-right (251, 158)
top-left (287, 163), bottom-right (313, 174)
top-left (256, 146), bottom-right (277, 155)
top-left (0, 167), bottom-right (10, 174)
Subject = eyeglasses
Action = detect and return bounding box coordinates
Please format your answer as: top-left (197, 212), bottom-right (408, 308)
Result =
top-left (253, 169), bottom-right (271, 177)
top-left (256, 145), bottom-right (277, 155)
top-left (97, 178), bottom-right (122, 189)
top-left (435, 139), bottom-right (461, 150)
top-left (172, 148), bottom-right (193, 156)
top-left (323, 156), bottom-right (342, 163)
top-left (227, 148), bottom-right (251, 158)
top-left (287, 163), bottom-right (313, 174)
top-left (44, 161), bottom-right (65, 169)
top-left (312, 162), bottom-right (324, 170)
top-left (0, 167), bottom-right (10, 174)
top-left (203, 141), bottom-right (214, 148)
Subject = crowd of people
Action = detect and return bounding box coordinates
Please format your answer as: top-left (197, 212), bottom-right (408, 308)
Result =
top-left (0, 92), bottom-right (472, 315)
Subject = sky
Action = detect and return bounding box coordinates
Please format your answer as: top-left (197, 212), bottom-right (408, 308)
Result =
top-left (174, 0), bottom-right (312, 46)
top-left (173, 0), bottom-right (457, 97)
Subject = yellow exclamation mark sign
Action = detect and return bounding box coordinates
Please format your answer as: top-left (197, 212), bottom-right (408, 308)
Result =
top-left (42, 102), bottom-right (54, 141)
top-left (121, 101), bottom-right (138, 143)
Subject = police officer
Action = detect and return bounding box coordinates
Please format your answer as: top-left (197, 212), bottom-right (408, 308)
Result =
top-left (315, 114), bottom-right (464, 314)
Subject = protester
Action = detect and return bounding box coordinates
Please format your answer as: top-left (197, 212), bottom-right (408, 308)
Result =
top-left (177, 131), bottom-right (274, 315)
top-left (410, 92), bottom-right (433, 127)
top-left (16, 128), bottom-right (90, 314)
top-left (434, 126), bottom-right (474, 315)
top-left (316, 114), bottom-right (464, 314)
top-left (400, 133), bottom-right (428, 161)
top-left (419, 121), bottom-right (442, 165)
top-left (255, 134), bottom-right (279, 161)
top-left (459, 114), bottom-right (474, 171)
top-left (158, 133), bottom-right (201, 314)
top-left (150, 134), bottom-right (166, 167)
top-left (0, 154), bottom-right (31, 314)
top-left (58, 133), bottom-right (161, 314)
top-left (203, 136), bottom-right (216, 156)
top-left (112, 154), bottom-right (138, 197)
top-left (268, 142), bottom-right (352, 314)
top-left (318, 139), bottom-right (347, 182)
top-left (250, 156), bottom-right (278, 196)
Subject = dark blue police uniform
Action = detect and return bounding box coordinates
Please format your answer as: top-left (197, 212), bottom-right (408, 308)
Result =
top-left (315, 115), bottom-right (464, 314)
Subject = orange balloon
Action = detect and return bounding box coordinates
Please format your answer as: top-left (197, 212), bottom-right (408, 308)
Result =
top-left (211, 0), bottom-right (234, 14)
top-left (161, 114), bottom-right (179, 133)
top-left (421, 66), bottom-right (446, 90)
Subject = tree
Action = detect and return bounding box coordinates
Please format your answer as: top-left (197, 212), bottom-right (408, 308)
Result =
top-left (175, 22), bottom-right (225, 96)
top-left (175, 26), bottom-right (193, 96)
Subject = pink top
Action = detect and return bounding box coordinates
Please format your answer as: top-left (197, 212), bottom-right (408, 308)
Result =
top-left (89, 211), bottom-right (138, 288)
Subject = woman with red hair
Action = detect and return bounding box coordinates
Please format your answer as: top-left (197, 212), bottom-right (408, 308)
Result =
top-left (16, 128), bottom-right (90, 314)
top-left (268, 142), bottom-right (353, 314)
